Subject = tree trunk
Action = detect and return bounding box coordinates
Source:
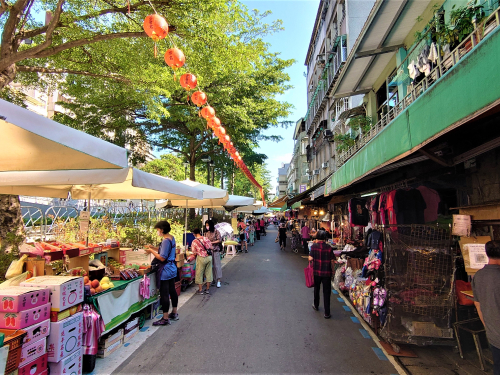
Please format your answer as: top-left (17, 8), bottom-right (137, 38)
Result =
top-left (220, 171), bottom-right (224, 190)
top-left (0, 64), bottom-right (17, 90)
top-left (0, 194), bottom-right (25, 249)
top-left (230, 168), bottom-right (235, 195)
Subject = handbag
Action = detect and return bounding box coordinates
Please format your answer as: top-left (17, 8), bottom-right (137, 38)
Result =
top-left (195, 238), bottom-right (212, 256)
top-left (304, 261), bottom-right (314, 288)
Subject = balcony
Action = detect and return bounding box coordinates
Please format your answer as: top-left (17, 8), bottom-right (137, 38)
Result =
top-left (337, 9), bottom-right (500, 168)
top-left (305, 37), bottom-right (348, 132)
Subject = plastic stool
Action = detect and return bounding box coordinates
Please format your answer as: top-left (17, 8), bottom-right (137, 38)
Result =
top-left (225, 244), bottom-right (236, 256)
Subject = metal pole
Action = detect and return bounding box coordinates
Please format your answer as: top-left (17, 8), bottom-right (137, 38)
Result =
top-left (184, 200), bottom-right (188, 248)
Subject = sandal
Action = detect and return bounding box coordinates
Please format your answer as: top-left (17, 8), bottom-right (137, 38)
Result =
top-left (153, 318), bottom-right (171, 326)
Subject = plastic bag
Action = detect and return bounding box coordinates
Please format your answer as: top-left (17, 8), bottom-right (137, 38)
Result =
top-left (0, 271), bottom-right (30, 288)
top-left (5, 254), bottom-right (28, 280)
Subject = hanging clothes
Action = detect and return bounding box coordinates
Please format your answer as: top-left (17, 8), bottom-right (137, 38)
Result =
top-left (83, 304), bottom-right (105, 356)
top-left (368, 196), bottom-right (379, 227)
top-left (393, 189), bottom-right (427, 225)
top-left (428, 43), bottom-right (438, 64)
top-left (385, 190), bottom-right (398, 228)
top-left (349, 198), bottom-right (369, 227)
top-left (378, 192), bottom-right (389, 226)
top-left (417, 186), bottom-right (441, 223)
top-left (408, 60), bottom-right (419, 80)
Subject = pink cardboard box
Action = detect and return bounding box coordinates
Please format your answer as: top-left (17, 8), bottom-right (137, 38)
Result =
top-left (48, 347), bottom-right (82, 375)
top-left (23, 319), bottom-right (50, 346)
top-left (18, 353), bottom-right (48, 375)
top-left (0, 287), bottom-right (50, 312)
top-left (20, 337), bottom-right (46, 364)
top-left (21, 276), bottom-right (84, 312)
top-left (47, 312), bottom-right (83, 362)
top-left (0, 302), bottom-right (50, 329)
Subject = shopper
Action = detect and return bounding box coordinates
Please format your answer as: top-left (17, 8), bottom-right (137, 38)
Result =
top-left (191, 228), bottom-right (213, 295)
top-left (255, 219), bottom-right (261, 240)
top-left (309, 230), bottom-right (334, 319)
top-left (278, 218), bottom-right (287, 250)
top-left (248, 221), bottom-right (255, 246)
top-left (237, 218), bottom-right (248, 253)
top-left (301, 223), bottom-right (311, 255)
top-left (260, 218), bottom-right (266, 236)
top-left (472, 240), bottom-right (500, 375)
top-left (204, 220), bottom-right (223, 288)
top-left (145, 220), bottom-right (178, 326)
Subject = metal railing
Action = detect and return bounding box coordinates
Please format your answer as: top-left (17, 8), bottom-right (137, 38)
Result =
top-left (306, 43), bottom-right (348, 131)
top-left (336, 7), bottom-right (500, 167)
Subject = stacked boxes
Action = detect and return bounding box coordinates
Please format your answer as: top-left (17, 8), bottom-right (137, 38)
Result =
top-left (21, 276), bottom-right (85, 375)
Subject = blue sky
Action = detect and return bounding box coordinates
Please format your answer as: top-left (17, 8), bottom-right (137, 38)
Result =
top-left (244, 0), bottom-right (319, 194)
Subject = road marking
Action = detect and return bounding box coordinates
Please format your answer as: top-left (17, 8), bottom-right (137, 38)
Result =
top-left (334, 283), bottom-right (406, 375)
top-left (359, 328), bottom-right (371, 339)
top-left (140, 326), bottom-right (149, 332)
top-left (342, 305), bottom-right (351, 311)
top-left (332, 290), bottom-right (339, 295)
top-left (372, 347), bottom-right (389, 361)
top-left (337, 297), bottom-right (345, 303)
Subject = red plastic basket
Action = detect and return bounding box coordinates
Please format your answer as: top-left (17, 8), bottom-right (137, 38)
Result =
top-left (0, 328), bottom-right (27, 374)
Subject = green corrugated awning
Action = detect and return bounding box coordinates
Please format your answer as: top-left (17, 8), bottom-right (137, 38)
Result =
top-left (291, 201), bottom-right (302, 209)
top-left (280, 205), bottom-right (289, 212)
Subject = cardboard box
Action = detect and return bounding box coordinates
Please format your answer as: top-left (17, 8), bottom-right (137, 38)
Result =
top-left (18, 353), bottom-right (48, 375)
top-left (175, 253), bottom-right (184, 261)
top-left (0, 287), bottom-right (50, 313)
top-left (21, 276), bottom-right (84, 312)
top-left (97, 339), bottom-right (122, 358)
top-left (98, 328), bottom-right (123, 349)
top-left (0, 302), bottom-right (51, 329)
top-left (176, 259), bottom-right (185, 268)
top-left (124, 317), bottom-right (138, 333)
top-left (50, 304), bottom-right (82, 323)
top-left (123, 326), bottom-right (138, 343)
top-left (19, 337), bottom-right (46, 365)
top-left (48, 347), bottom-right (82, 375)
top-left (77, 247), bottom-right (93, 256)
top-left (23, 319), bottom-right (50, 346)
top-left (47, 312), bottom-right (83, 362)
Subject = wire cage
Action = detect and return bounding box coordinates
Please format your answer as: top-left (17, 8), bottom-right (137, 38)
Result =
top-left (381, 224), bottom-right (455, 345)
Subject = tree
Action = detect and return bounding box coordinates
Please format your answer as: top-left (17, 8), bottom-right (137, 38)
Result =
top-left (141, 153), bottom-right (206, 182)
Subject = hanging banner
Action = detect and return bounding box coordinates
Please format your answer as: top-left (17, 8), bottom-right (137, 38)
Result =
top-left (452, 215), bottom-right (471, 237)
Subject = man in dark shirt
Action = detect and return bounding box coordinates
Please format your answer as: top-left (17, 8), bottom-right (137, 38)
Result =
top-left (472, 240), bottom-right (500, 375)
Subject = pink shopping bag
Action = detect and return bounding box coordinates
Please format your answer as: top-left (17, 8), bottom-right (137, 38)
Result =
top-left (304, 262), bottom-right (314, 288)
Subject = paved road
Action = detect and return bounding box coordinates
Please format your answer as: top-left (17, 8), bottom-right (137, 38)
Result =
top-left (114, 227), bottom-right (398, 375)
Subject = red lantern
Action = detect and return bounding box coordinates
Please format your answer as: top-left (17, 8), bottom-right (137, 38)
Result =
top-left (191, 91), bottom-right (207, 106)
top-left (200, 106), bottom-right (215, 119)
top-left (219, 126), bottom-right (226, 136)
top-left (207, 117), bottom-right (221, 129)
top-left (143, 14), bottom-right (169, 41)
top-left (224, 135), bottom-right (231, 143)
top-left (164, 48), bottom-right (185, 69)
top-left (180, 73), bottom-right (197, 90)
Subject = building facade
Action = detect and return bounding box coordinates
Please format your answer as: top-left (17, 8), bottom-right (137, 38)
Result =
top-left (276, 163), bottom-right (290, 198)
top-left (303, 0), bottom-right (375, 187)
top-left (287, 118), bottom-right (310, 195)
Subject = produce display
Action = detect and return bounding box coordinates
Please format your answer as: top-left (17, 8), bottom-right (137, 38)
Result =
top-left (84, 276), bottom-right (115, 296)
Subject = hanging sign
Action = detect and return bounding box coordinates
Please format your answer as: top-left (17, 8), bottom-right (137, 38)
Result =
top-left (463, 243), bottom-right (488, 269)
top-left (299, 185), bottom-right (307, 193)
top-left (452, 215), bottom-right (471, 237)
top-left (79, 211), bottom-right (90, 232)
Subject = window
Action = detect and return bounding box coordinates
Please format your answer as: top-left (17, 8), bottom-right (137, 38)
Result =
top-left (377, 70), bottom-right (399, 120)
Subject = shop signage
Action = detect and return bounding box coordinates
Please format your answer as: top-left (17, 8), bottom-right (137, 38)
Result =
top-left (299, 185), bottom-right (307, 193)
top-left (79, 211), bottom-right (90, 232)
top-left (452, 215), bottom-right (471, 237)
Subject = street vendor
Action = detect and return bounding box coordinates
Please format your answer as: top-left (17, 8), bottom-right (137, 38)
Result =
top-left (145, 220), bottom-right (179, 326)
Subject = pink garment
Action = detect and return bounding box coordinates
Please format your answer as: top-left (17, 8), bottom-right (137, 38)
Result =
top-left (378, 192), bottom-right (389, 226)
top-left (301, 226), bottom-right (310, 239)
top-left (417, 186), bottom-right (440, 223)
top-left (83, 304), bottom-right (105, 355)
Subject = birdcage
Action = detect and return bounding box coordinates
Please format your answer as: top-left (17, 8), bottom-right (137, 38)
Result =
top-left (380, 225), bottom-right (455, 345)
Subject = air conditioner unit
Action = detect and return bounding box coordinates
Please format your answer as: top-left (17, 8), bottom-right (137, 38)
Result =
top-left (316, 54), bottom-right (325, 64)
top-left (309, 85), bottom-right (314, 92)
top-left (324, 129), bottom-right (334, 139)
top-left (313, 169), bottom-right (320, 175)
top-left (322, 162), bottom-right (329, 169)
top-left (308, 175), bottom-right (313, 181)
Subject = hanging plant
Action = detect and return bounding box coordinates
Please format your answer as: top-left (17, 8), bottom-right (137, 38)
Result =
top-left (334, 133), bottom-right (356, 152)
top-left (348, 115), bottom-right (373, 134)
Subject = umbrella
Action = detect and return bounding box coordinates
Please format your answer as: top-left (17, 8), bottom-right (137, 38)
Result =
top-left (217, 195), bottom-right (255, 211)
top-left (252, 206), bottom-right (270, 215)
top-left (0, 99), bottom-right (128, 171)
top-left (215, 222), bottom-right (233, 238)
top-left (234, 201), bottom-right (264, 214)
top-left (0, 168), bottom-right (203, 200)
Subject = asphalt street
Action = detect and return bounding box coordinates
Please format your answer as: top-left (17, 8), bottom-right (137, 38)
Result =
top-left (113, 226), bottom-right (398, 375)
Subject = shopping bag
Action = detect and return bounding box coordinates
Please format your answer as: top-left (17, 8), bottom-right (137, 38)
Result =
top-left (304, 262), bottom-right (314, 288)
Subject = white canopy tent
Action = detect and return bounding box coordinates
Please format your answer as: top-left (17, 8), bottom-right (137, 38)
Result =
top-left (233, 201), bottom-right (264, 214)
top-left (0, 168), bottom-right (203, 200)
top-left (0, 99), bottom-right (129, 171)
top-left (155, 180), bottom-right (228, 209)
top-left (252, 206), bottom-right (270, 215)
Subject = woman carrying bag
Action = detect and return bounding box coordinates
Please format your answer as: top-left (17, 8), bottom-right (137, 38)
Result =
top-left (308, 230), bottom-right (335, 319)
top-left (145, 221), bottom-right (179, 326)
top-left (204, 220), bottom-right (223, 288)
top-left (191, 228), bottom-right (213, 295)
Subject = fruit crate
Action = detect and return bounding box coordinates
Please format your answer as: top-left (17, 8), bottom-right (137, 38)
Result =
top-left (0, 328), bottom-right (27, 374)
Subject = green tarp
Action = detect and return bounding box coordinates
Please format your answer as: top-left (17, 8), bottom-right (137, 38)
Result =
top-left (291, 201), bottom-right (302, 209)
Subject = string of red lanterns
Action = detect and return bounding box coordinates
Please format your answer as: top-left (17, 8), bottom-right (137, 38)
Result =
top-left (143, 13), bottom-right (266, 205)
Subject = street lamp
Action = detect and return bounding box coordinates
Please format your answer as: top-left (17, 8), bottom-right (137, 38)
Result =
top-left (182, 162), bottom-right (189, 180)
